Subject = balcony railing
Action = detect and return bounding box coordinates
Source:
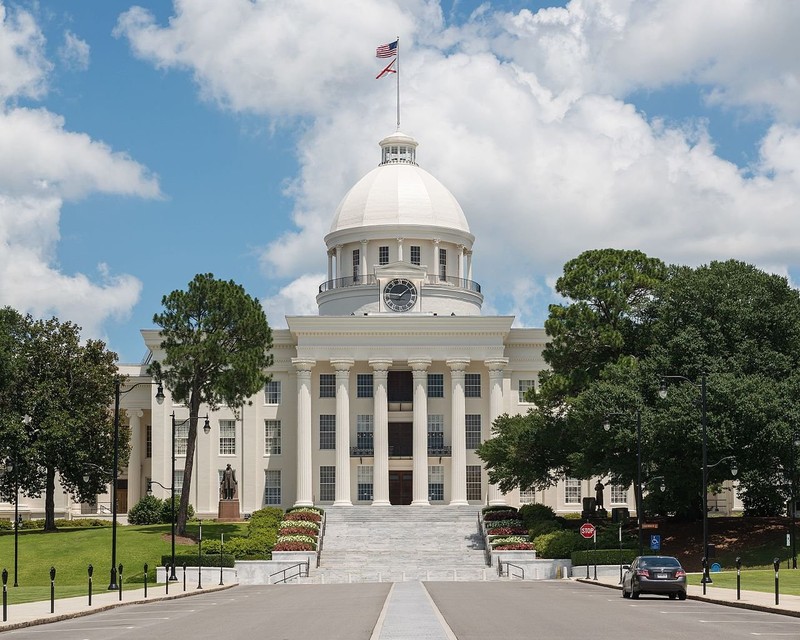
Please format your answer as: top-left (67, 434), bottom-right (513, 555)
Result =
top-left (349, 445), bottom-right (452, 457)
top-left (318, 273), bottom-right (481, 294)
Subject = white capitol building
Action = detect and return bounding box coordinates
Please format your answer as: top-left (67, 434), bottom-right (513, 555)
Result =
top-left (3, 130), bottom-right (739, 522)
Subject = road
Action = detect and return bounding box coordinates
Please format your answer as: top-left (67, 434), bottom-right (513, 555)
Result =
top-left (2, 581), bottom-right (799, 640)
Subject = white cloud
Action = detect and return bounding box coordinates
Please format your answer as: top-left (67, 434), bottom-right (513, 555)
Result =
top-left (0, 3), bottom-right (160, 340)
top-left (0, 2), bottom-right (51, 102)
top-left (262, 274), bottom-right (325, 329)
top-left (117, 0), bottom-right (800, 320)
top-left (59, 30), bottom-right (90, 71)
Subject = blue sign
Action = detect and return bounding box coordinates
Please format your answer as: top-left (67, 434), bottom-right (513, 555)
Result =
top-left (650, 534), bottom-right (661, 551)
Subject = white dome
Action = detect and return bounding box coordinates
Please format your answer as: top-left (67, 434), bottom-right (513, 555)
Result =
top-left (329, 133), bottom-right (471, 235)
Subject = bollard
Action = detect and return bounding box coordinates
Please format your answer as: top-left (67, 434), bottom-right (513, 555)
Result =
top-left (165, 565), bottom-right (170, 594)
top-left (197, 520), bottom-right (203, 590)
top-left (144, 563), bottom-right (148, 598)
top-left (773, 557), bottom-right (780, 605)
top-left (88, 564), bottom-right (94, 606)
top-left (3, 568), bottom-right (8, 622)
top-left (118, 564), bottom-right (123, 601)
top-left (735, 557), bottom-right (741, 601)
top-left (219, 533), bottom-right (224, 586)
top-left (183, 562), bottom-right (187, 591)
top-left (585, 549), bottom-right (590, 579)
top-left (701, 557), bottom-right (707, 596)
top-left (49, 566), bottom-right (56, 614)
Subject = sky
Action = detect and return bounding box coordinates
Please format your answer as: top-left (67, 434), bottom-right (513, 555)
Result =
top-left (1, 0), bottom-right (799, 364)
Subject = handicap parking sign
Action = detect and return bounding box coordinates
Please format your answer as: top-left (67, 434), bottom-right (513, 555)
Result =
top-left (650, 534), bottom-right (661, 550)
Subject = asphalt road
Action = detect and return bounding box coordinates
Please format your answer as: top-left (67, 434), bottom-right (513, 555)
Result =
top-left (3, 581), bottom-right (800, 640)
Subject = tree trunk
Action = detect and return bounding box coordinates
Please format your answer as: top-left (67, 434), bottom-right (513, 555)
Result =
top-left (44, 465), bottom-right (56, 531)
top-left (176, 391), bottom-right (202, 536)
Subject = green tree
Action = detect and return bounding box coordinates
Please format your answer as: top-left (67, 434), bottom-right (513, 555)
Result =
top-left (150, 273), bottom-right (273, 535)
top-left (0, 310), bottom-right (119, 530)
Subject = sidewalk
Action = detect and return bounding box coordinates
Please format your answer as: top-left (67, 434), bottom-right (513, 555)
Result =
top-left (577, 574), bottom-right (800, 617)
top-left (0, 582), bottom-right (235, 631)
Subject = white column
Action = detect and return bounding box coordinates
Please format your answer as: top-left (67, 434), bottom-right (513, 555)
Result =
top-left (293, 358), bottom-right (316, 507)
top-left (370, 359), bottom-right (392, 506)
top-left (332, 358), bottom-right (354, 506)
top-left (335, 245), bottom-right (343, 280)
top-left (448, 358), bottom-right (470, 505)
top-left (457, 245), bottom-right (465, 280)
top-left (433, 239), bottom-right (441, 280)
top-left (327, 250), bottom-right (333, 282)
top-left (409, 358), bottom-right (431, 506)
top-left (486, 358), bottom-right (509, 506)
top-left (397, 238), bottom-right (404, 262)
top-left (126, 409), bottom-right (144, 509)
top-left (360, 239), bottom-right (368, 282)
top-left (466, 250), bottom-right (473, 281)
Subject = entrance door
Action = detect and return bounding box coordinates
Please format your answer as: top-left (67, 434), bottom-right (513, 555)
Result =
top-left (389, 471), bottom-right (413, 505)
top-left (388, 422), bottom-right (413, 457)
top-left (116, 479), bottom-right (128, 513)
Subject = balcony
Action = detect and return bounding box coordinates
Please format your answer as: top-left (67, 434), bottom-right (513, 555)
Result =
top-left (318, 273), bottom-right (481, 294)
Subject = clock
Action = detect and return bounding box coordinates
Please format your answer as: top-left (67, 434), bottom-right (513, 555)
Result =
top-left (383, 278), bottom-right (418, 312)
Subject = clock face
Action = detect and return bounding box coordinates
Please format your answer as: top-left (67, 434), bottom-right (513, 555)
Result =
top-left (383, 278), bottom-right (418, 312)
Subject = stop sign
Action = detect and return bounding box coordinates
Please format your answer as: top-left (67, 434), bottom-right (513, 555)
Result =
top-left (580, 522), bottom-right (596, 539)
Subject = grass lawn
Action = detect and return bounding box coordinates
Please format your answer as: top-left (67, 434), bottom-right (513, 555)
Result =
top-left (688, 569), bottom-right (800, 596)
top-left (0, 521), bottom-right (248, 604)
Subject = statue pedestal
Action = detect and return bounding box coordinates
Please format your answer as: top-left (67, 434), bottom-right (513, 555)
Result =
top-left (218, 499), bottom-right (241, 522)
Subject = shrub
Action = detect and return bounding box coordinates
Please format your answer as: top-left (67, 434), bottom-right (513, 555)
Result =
top-left (161, 553), bottom-right (235, 568)
top-left (128, 495), bottom-right (164, 525)
top-left (0, 520), bottom-right (11, 531)
top-left (519, 503), bottom-right (556, 528)
top-left (571, 548), bottom-right (637, 566)
top-left (160, 496), bottom-right (194, 523)
top-left (532, 530), bottom-right (581, 559)
top-left (54, 518), bottom-right (110, 528)
top-left (482, 505), bottom-right (517, 514)
top-left (484, 510), bottom-right (521, 522)
top-left (528, 519), bottom-right (562, 539)
top-left (249, 507), bottom-right (284, 530)
top-left (19, 519), bottom-right (44, 530)
top-left (482, 518), bottom-right (521, 530)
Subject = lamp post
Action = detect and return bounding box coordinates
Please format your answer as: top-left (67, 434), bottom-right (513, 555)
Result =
top-left (168, 412), bottom-right (210, 581)
top-left (660, 373), bottom-right (712, 583)
top-left (792, 431), bottom-right (799, 569)
top-left (1, 414), bottom-right (35, 587)
top-left (104, 380), bottom-right (164, 590)
top-left (604, 409), bottom-right (643, 556)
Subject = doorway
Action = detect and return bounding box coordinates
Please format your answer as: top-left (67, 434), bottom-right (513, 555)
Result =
top-left (389, 471), bottom-right (413, 505)
top-left (388, 422), bottom-right (412, 457)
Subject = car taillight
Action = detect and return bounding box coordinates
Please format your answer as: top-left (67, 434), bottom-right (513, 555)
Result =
top-left (675, 570), bottom-right (686, 578)
top-left (636, 569), bottom-right (649, 577)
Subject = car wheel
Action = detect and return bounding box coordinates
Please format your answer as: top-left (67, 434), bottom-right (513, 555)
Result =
top-left (631, 586), bottom-right (640, 600)
top-left (678, 591), bottom-right (687, 601)
top-left (668, 593), bottom-right (677, 600)
top-left (622, 585), bottom-right (630, 599)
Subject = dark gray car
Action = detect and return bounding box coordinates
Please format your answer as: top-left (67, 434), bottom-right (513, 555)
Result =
top-left (622, 555), bottom-right (687, 600)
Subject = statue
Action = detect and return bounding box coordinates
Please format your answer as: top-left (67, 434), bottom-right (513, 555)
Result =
top-left (594, 480), bottom-right (605, 511)
top-left (221, 464), bottom-right (238, 500)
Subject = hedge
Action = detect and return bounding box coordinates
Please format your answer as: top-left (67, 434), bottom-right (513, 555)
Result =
top-left (161, 554), bottom-right (236, 568)
top-left (570, 548), bottom-right (637, 566)
top-left (531, 530), bottom-right (581, 559)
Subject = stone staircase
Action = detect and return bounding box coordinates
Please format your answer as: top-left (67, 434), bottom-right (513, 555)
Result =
top-left (305, 505), bottom-right (497, 583)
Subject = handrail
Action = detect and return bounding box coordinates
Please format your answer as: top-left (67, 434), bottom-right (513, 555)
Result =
top-left (423, 274), bottom-right (482, 293)
top-left (478, 513), bottom-right (491, 567)
top-left (269, 560), bottom-right (309, 584)
top-left (498, 561), bottom-right (525, 580)
top-left (317, 273), bottom-right (482, 294)
top-left (316, 512), bottom-right (326, 568)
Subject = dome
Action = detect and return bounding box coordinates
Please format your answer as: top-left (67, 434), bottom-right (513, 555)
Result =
top-left (329, 132), bottom-right (471, 235)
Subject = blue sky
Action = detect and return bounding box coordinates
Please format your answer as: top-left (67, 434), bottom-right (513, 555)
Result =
top-left (1, 1), bottom-right (798, 363)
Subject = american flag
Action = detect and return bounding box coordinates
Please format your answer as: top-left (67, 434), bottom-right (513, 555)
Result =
top-left (376, 40), bottom-right (398, 58)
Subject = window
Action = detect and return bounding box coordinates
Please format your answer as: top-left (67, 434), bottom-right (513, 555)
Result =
top-left (265, 380), bottom-right (281, 405)
top-left (265, 420), bottom-right (282, 455)
top-left (353, 249), bottom-right (360, 283)
top-left (264, 470), bottom-right (281, 505)
top-left (427, 373), bottom-right (444, 398)
top-left (428, 415), bottom-right (444, 451)
top-left (146, 425), bottom-right (152, 458)
top-left (439, 247), bottom-right (447, 281)
top-left (466, 465), bottom-right (482, 501)
top-left (219, 419), bottom-right (236, 455)
top-left (429, 466), bottom-right (444, 501)
top-left (611, 484), bottom-right (628, 505)
top-left (320, 466), bottom-right (336, 502)
top-left (357, 374), bottom-right (373, 398)
top-left (320, 415), bottom-right (336, 449)
top-left (356, 415), bottom-right (374, 451)
top-left (173, 470), bottom-right (184, 495)
top-left (518, 379), bottom-right (535, 403)
top-left (519, 488), bottom-right (536, 504)
top-left (357, 466), bottom-right (373, 501)
top-left (379, 246), bottom-right (389, 265)
top-left (465, 373), bottom-right (481, 397)
top-left (320, 374), bottom-right (336, 398)
top-left (175, 421), bottom-right (189, 456)
top-left (465, 414), bottom-right (482, 449)
top-left (410, 245), bottom-right (420, 265)
top-left (565, 478), bottom-right (582, 504)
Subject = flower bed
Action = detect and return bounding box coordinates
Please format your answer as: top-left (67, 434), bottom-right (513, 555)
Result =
top-left (275, 507), bottom-right (324, 554)
top-left (487, 526), bottom-right (528, 536)
top-left (494, 542), bottom-right (535, 551)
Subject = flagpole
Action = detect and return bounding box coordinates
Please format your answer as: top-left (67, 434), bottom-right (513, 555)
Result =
top-left (396, 36), bottom-right (400, 130)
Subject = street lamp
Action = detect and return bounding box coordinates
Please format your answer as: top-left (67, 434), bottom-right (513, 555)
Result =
top-left (167, 411), bottom-right (210, 581)
top-left (659, 373), bottom-right (716, 584)
top-left (105, 380), bottom-right (164, 590)
top-left (604, 409), bottom-right (644, 556)
top-left (792, 431), bottom-right (800, 570)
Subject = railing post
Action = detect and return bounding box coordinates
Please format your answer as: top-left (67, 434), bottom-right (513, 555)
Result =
top-left (736, 557), bottom-right (741, 600)
top-left (165, 564), bottom-right (169, 594)
top-left (144, 563), bottom-right (148, 598)
top-left (2, 568), bottom-right (8, 622)
top-left (88, 564), bottom-right (93, 606)
top-left (118, 563), bottom-right (123, 601)
top-left (49, 566), bottom-right (56, 614)
top-left (773, 557), bottom-right (780, 605)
